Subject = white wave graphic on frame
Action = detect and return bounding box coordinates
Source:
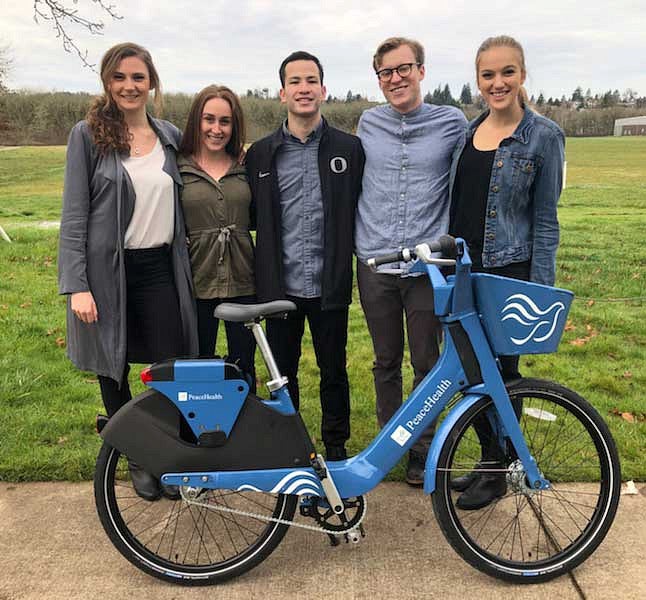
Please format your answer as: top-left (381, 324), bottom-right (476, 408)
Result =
top-left (236, 470), bottom-right (322, 496)
top-left (501, 293), bottom-right (566, 346)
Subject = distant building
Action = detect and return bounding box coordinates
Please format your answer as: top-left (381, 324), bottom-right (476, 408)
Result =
top-left (614, 116), bottom-right (646, 136)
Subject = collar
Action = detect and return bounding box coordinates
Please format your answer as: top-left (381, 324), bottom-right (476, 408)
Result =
top-left (281, 116), bottom-right (324, 143)
top-left (468, 105), bottom-right (535, 145)
top-left (270, 115), bottom-right (328, 154)
top-left (148, 115), bottom-right (179, 151)
top-left (177, 153), bottom-right (245, 177)
top-left (384, 101), bottom-right (426, 120)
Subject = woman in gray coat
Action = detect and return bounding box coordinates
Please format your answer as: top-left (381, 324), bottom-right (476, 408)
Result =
top-left (58, 42), bottom-right (198, 500)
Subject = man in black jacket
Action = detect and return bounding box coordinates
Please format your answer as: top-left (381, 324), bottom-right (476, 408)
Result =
top-left (246, 51), bottom-right (365, 460)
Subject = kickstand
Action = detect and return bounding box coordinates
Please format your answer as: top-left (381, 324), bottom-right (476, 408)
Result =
top-left (327, 533), bottom-right (340, 547)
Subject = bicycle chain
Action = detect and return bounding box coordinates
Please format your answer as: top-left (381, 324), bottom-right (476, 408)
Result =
top-left (180, 488), bottom-right (367, 535)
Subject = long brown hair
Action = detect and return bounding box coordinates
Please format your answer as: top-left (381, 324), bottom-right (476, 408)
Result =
top-left (179, 85), bottom-right (246, 162)
top-left (86, 42), bottom-right (162, 155)
top-left (475, 35), bottom-right (529, 108)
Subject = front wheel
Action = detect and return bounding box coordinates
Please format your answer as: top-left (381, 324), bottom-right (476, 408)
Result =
top-left (94, 443), bottom-right (297, 585)
top-left (432, 378), bottom-right (621, 583)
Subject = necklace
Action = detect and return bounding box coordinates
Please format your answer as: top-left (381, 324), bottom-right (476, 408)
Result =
top-left (128, 133), bottom-right (141, 155)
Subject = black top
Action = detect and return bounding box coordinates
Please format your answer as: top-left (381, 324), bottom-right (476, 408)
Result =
top-left (449, 136), bottom-right (496, 269)
top-left (245, 118), bottom-right (366, 310)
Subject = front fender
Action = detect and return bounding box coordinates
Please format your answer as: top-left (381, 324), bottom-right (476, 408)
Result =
top-left (423, 393), bottom-right (485, 494)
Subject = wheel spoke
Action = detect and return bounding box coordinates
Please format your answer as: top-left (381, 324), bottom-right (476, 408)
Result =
top-left (95, 445), bottom-right (296, 583)
top-left (433, 380), bottom-right (620, 582)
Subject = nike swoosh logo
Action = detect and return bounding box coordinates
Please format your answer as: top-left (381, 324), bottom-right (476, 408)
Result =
top-left (259, 171), bottom-right (270, 178)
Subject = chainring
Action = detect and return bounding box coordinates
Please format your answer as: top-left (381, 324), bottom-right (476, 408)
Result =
top-left (306, 495), bottom-right (366, 532)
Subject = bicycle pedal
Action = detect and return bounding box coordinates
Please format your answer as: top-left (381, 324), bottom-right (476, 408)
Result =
top-left (344, 526), bottom-right (364, 545)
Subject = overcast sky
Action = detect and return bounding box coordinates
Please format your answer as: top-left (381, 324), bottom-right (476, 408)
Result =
top-left (2, 1), bottom-right (645, 101)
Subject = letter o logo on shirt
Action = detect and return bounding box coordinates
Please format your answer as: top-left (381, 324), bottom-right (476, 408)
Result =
top-left (330, 156), bottom-right (348, 174)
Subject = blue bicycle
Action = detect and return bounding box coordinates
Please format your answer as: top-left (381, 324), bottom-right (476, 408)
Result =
top-left (94, 236), bottom-right (621, 585)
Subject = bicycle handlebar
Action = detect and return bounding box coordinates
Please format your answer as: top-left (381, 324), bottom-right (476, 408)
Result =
top-left (367, 235), bottom-right (458, 269)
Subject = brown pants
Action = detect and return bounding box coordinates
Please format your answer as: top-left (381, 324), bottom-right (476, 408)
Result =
top-left (357, 261), bottom-right (441, 456)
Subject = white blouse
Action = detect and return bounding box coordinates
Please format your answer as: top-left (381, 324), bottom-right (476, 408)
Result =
top-left (122, 138), bottom-right (175, 249)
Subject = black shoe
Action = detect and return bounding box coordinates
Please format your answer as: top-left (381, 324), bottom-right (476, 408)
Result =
top-left (325, 445), bottom-right (348, 461)
top-left (450, 462), bottom-right (482, 492)
top-left (161, 484), bottom-right (181, 500)
top-left (128, 461), bottom-right (161, 501)
top-left (456, 470), bottom-right (507, 511)
top-left (405, 451), bottom-right (425, 487)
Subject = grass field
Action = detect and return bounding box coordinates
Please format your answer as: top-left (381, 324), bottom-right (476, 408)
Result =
top-left (0, 137), bottom-right (644, 482)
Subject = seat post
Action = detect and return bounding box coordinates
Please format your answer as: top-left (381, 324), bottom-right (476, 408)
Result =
top-left (247, 321), bottom-right (288, 392)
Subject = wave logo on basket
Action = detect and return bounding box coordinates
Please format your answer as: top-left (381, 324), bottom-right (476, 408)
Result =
top-left (501, 294), bottom-right (566, 346)
top-left (236, 471), bottom-right (322, 496)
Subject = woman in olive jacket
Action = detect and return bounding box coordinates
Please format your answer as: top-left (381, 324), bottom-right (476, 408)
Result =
top-left (178, 85), bottom-right (256, 387)
top-left (58, 44), bottom-right (198, 423)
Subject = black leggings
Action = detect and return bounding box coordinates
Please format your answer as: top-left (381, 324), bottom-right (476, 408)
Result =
top-left (98, 246), bottom-right (184, 417)
top-left (471, 261), bottom-right (529, 463)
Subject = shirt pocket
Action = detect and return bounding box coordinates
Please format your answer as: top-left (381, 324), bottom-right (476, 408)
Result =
top-left (511, 153), bottom-right (538, 201)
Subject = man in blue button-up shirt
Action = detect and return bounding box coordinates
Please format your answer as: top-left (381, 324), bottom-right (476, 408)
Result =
top-left (355, 37), bottom-right (467, 485)
top-left (246, 52), bottom-right (365, 461)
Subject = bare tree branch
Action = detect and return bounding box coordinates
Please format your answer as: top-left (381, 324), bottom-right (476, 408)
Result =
top-left (0, 44), bottom-right (13, 92)
top-left (33, 0), bottom-right (123, 71)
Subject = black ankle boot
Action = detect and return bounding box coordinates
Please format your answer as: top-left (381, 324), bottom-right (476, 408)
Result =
top-left (456, 468), bottom-right (507, 511)
top-left (325, 445), bottom-right (348, 461)
top-left (128, 460), bottom-right (162, 501)
top-left (450, 462), bottom-right (482, 492)
top-left (161, 484), bottom-right (181, 500)
top-left (406, 450), bottom-right (426, 487)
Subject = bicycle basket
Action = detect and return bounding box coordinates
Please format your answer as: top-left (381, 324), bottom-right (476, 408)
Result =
top-left (472, 274), bottom-right (574, 356)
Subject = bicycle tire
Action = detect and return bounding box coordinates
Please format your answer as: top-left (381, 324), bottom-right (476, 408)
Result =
top-left (432, 378), bottom-right (621, 583)
top-left (94, 442), bottom-right (297, 585)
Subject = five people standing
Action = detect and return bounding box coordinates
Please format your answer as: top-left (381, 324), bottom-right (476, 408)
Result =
top-left (59, 37), bottom-right (564, 490)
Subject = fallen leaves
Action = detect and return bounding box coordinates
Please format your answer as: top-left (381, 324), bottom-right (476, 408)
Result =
top-left (569, 324), bottom-right (599, 346)
top-left (55, 336), bottom-right (66, 348)
top-left (609, 408), bottom-right (646, 423)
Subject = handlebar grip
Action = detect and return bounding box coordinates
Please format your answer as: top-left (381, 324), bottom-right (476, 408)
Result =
top-left (367, 252), bottom-right (401, 268)
top-left (431, 235), bottom-right (458, 259)
top-left (367, 248), bottom-right (412, 269)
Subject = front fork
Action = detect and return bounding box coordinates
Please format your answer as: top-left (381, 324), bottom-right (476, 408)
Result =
top-left (458, 312), bottom-right (550, 491)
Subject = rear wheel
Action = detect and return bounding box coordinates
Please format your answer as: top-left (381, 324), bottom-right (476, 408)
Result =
top-left (94, 443), bottom-right (297, 585)
top-left (432, 378), bottom-right (621, 583)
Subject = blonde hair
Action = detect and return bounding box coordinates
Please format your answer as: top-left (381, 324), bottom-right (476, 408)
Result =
top-left (475, 35), bottom-right (528, 108)
top-left (373, 37), bottom-right (424, 72)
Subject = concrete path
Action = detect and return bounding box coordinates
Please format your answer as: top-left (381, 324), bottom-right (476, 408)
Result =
top-left (0, 481), bottom-right (644, 600)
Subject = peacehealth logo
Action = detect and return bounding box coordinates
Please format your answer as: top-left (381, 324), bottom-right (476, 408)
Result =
top-left (390, 379), bottom-right (452, 447)
top-left (178, 391), bottom-right (223, 401)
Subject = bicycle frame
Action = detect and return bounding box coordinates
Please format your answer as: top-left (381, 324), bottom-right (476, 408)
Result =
top-left (159, 241), bottom-right (549, 498)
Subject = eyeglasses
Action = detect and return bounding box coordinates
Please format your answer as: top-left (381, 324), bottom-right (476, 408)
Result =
top-left (375, 62), bottom-right (422, 82)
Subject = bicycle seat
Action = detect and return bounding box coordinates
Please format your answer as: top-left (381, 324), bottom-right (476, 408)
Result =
top-left (213, 300), bottom-right (297, 322)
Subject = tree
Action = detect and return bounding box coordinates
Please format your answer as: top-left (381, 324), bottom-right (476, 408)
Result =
top-left (459, 83), bottom-right (472, 105)
top-left (0, 43), bottom-right (11, 93)
top-left (33, 0), bottom-right (123, 71)
top-left (571, 86), bottom-right (584, 103)
top-left (536, 93), bottom-right (545, 106)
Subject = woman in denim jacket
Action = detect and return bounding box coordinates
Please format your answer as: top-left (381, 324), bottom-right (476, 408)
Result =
top-left (448, 35), bottom-right (565, 510)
